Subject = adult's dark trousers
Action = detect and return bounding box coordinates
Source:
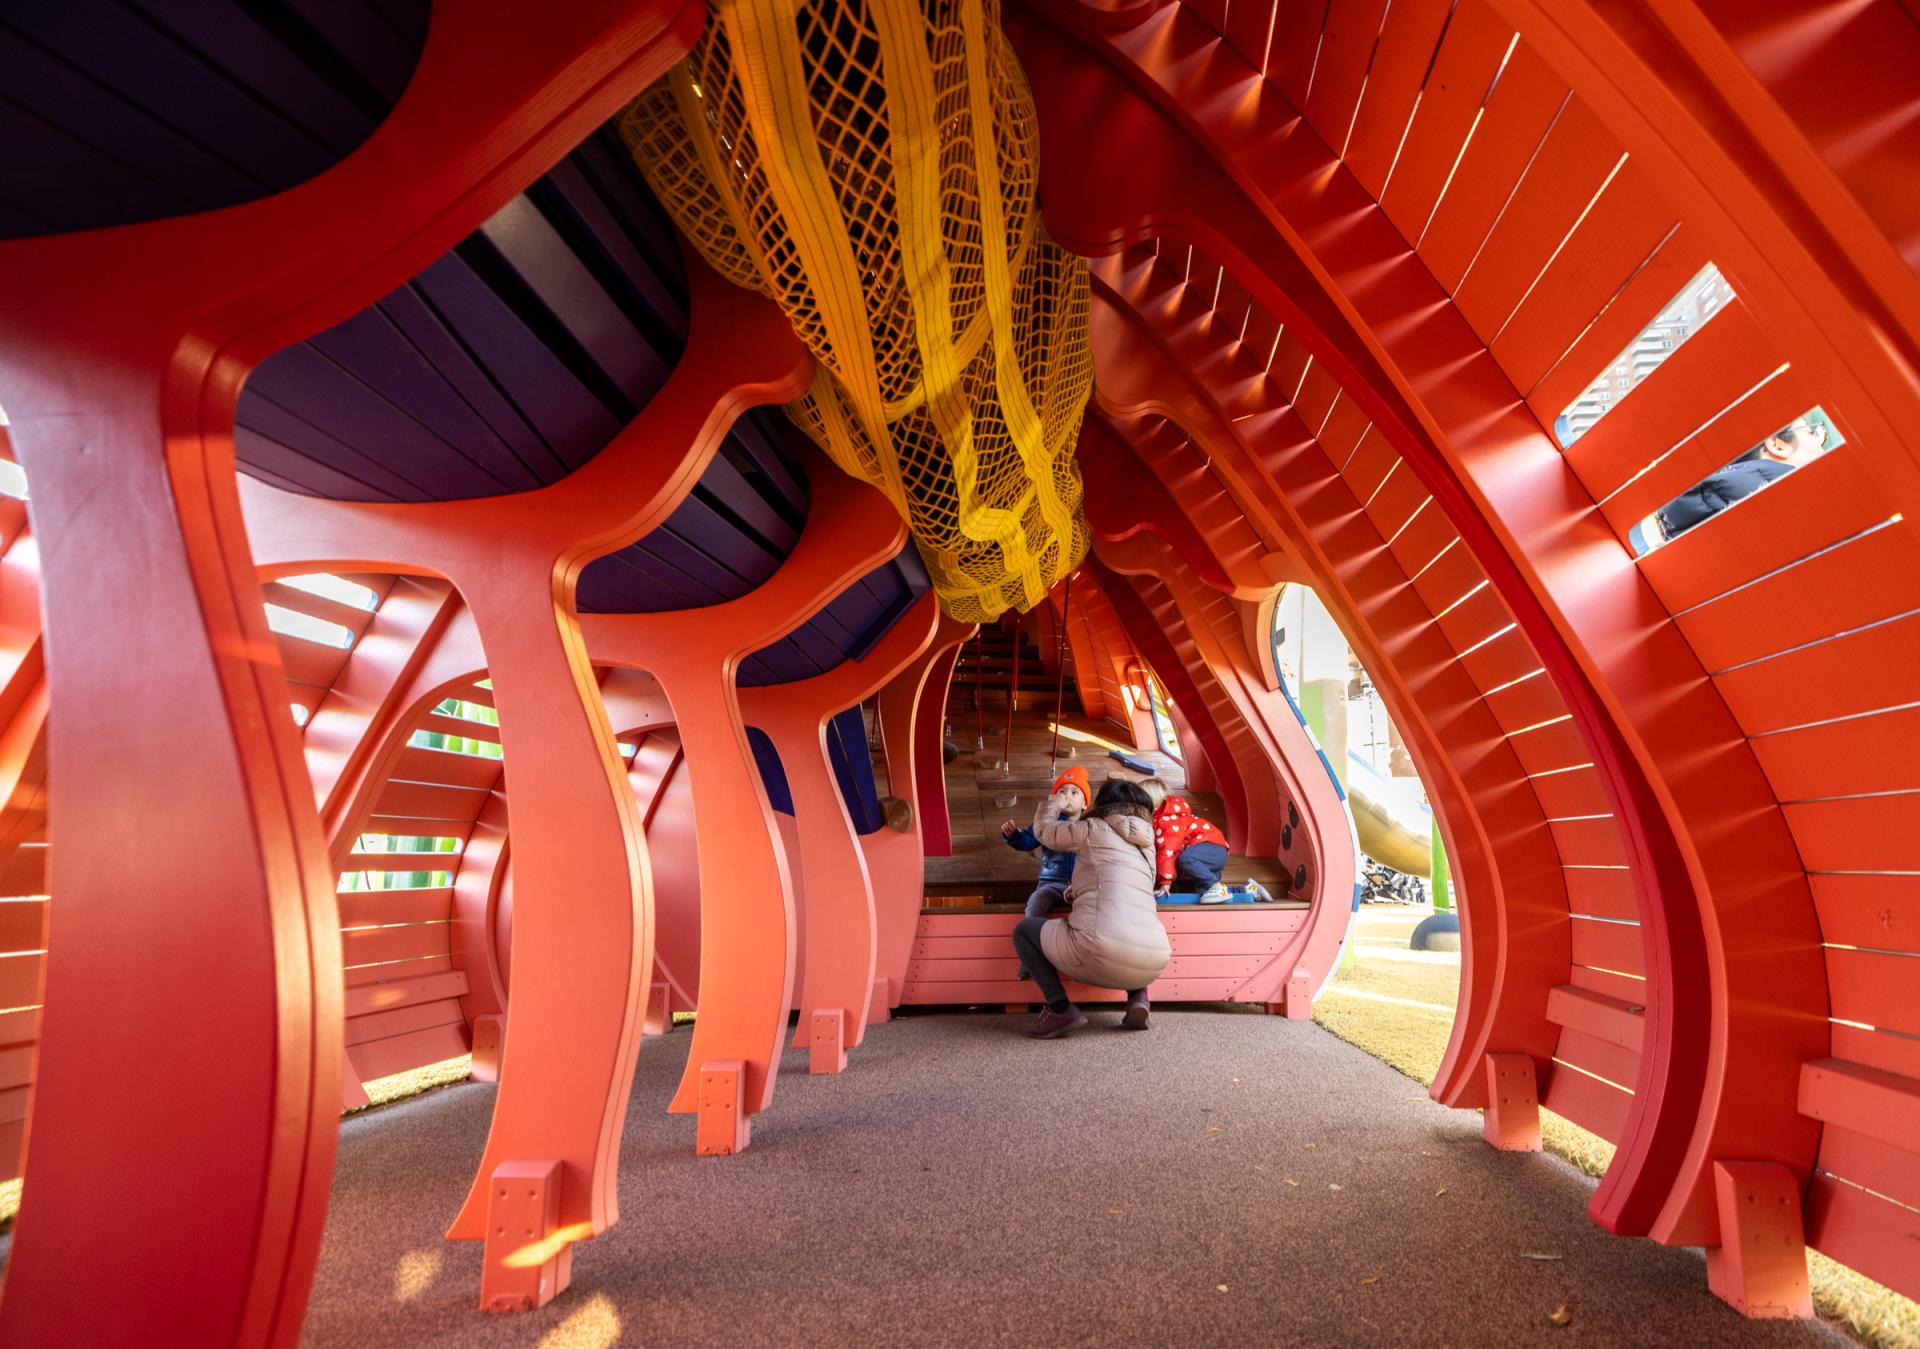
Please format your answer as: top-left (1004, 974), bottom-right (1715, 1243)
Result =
top-left (1012, 915), bottom-right (1146, 1009)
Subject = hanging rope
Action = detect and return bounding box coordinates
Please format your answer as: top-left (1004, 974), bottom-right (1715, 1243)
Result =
top-left (621, 0), bottom-right (1092, 623)
top-left (1003, 613), bottom-right (1020, 778)
top-left (972, 631), bottom-right (985, 753)
top-left (1049, 572), bottom-right (1070, 775)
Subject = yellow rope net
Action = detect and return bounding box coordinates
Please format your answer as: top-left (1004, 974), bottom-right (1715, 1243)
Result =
top-left (621, 0), bottom-right (1091, 622)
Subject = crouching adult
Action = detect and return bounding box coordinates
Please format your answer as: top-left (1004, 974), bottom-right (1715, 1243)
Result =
top-left (1010, 778), bottom-right (1171, 1037)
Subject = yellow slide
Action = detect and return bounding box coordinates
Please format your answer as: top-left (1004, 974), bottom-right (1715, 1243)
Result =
top-left (1346, 752), bottom-right (1432, 879)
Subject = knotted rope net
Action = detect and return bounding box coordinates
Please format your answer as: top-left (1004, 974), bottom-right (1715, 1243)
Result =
top-left (622, 0), bottom-right (1091, 622)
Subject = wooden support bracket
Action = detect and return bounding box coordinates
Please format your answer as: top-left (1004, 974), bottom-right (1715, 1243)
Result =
top-left (469, 1014), bottom-right (505, 1083)
top-left (696, 1060), bottom-right (750, 1156)
top-left (810, 1008), bottom-right (848, 1075)
top-left (479, 1159), bottom-right (571, 1313)
top-left (643, 984), bottom-right (673, 1037)
top-left (1706, 1161), bottom-right (1813, 1318)
top-left (339, 1050), bottom-right (371, 1111)
top-left (1283, 969), bottom-right (1312, 1020)
top-left (866, 976), bottom-right (891, 1027)
top-left (1482, 1053), bottom-right (1542, 1151)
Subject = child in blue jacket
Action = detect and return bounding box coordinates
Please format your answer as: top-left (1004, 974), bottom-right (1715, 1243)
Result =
top-left (1001, 765), bottom-right (1090, 919)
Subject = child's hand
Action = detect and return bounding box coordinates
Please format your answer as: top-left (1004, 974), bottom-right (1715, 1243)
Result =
top-left (1154, 885), bottom-right (1170, 897)
top-left (1000, 820), bottom-right (1017, 838)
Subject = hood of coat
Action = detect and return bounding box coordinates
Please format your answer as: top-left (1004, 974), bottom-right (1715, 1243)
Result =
top-left (1090, 802), bottom-right (1155, 847)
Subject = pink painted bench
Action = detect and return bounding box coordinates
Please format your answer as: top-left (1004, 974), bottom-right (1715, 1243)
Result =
top-left (902, 901), bottom-right (1311, 1006)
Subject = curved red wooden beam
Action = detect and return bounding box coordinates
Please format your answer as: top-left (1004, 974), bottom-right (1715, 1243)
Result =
top-left (1083, 258), bottom-right (1569, 1113)
top-left (0, 0), bottom-right (705, 1329)
top-left (1085, 561), bottom-right (1252, 846)
top-left (237, 258), bottom-right (810, 1289)
top-left (1008, 0), bottom-right (1826, 1245)
top-left (871, 613), bottom-right (976, 996)
top-left (743, 592), bottom-right (943, 1065)
top-left (579, 445), bottom-right (906, 1129)
top-left (1099, 529), bottom-right (1357, 1000)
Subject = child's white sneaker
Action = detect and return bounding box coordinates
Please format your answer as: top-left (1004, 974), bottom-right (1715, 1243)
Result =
top-left (1243, 879), bottom-right (1273, 903)
top-left (1199, 883), bottom-right (1231, 904)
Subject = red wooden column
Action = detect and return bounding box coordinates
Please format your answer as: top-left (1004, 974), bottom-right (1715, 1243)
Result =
top-left (743, 593), bottom-right (943, 1068)
top-left (0, 1), bottom-right (704, 1335)
top-left (870, 613), bottom-right (976, 1002)
top-left (580, 448), bottom-right (906, 1146)
top-left (0, 365), bottom-right (343, 1349)
top-left (241, 261), bottom-right (809, 1299)
top-left (1100, 529), bottom-right (1357, 1000)
top-left (911, 641), bottom-right (966, 858)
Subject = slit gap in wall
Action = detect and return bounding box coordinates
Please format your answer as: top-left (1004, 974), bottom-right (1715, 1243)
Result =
top-left (1555, 263), bottom-right (1735, 448)
top-left (1628, 406), bottom-right (1847, 558)
top-left (408, 728), bottom-right (503, 759)
top-left (282, 572), bottom-right (378, 610)
top-left (265, 603), bottom-right (353, 649)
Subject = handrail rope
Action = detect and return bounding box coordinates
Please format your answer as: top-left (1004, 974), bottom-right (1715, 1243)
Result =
top-left (1004, 613), bottom-right (1020, 778)
top-left (973, 632), bottom-right (985, 752)
top-left (1049, 573), bottom-right (1070, 774)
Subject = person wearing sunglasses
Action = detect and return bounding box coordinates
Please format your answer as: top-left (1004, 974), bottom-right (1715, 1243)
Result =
top-left (1643, 417), bottom-right (1832, 547)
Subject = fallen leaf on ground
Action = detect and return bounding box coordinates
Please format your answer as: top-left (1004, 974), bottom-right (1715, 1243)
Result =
top-left (1105, 1209), bottom-right (1123, 1215)
top-left (1231, 1077), bottom-right (1241, 1083)
top-left (1207, 1126), bottom-right (1223, 1133)
top-left (1549, 1305), bottom-right (1573, 1327)
top-left (1304, 1142), bottom-right (1319, 1149)
top-left (1520, 1253), bottom-right (1563, 1262)
top-left (1216, 1285), bottom-right (1230, 1294)
top-left (1435, 1187), bottom-right (1449, 1196)
top-left (1328, 1183), bottom-right (1343, 1191)
top-left (1284, 1178), bottom-right (1299, 1187)
top-left (1361, 1276), bottom-right (1380, 1286)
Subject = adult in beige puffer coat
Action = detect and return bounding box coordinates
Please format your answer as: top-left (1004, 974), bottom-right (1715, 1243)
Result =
top-left (1011, 777), bottom-right (1173, 1037)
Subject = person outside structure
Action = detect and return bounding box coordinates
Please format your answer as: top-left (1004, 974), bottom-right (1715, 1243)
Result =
top-left (1633, 415), bottom-right (1834, 550)
top-left (1009, 777), bottom-right (1170, 1038)
top-left (1139, 776), bottom-right (1232, 902)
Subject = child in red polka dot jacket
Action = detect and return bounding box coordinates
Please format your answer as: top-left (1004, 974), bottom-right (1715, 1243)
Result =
top-left (1139, 776), bottom-right (1231, 901)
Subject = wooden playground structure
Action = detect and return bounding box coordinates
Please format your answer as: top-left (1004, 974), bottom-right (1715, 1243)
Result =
top-left (0, 0), bottom-right (1916, 1340)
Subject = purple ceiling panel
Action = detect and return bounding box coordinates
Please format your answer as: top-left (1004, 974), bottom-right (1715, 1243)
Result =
top-left (742, 642), bottom-right (819, 687)
top-left (409, 255), bottom-right (621, 475)
top-left (611, 529), bottom-right (756, 609)
top-left (243, 343), bottom-right (515, 501)
top-left (307, 308), bottom-right (547, 495)
top-left (8, 7), bottom-right (330, 185)
top-left (658, 492), bottom-right (787, 579)
top-left (696, 455), bottom-right (801, 555)
top-left (232, 420), bottom-right (424, 502)
top-left (236, 125), bottom-right (695, 502)
top-left (235, 393), bottom-right (432, 501)
top-left (283, 0), bottom-right (421, 103)
top-left (126, 2), bottom-right (384, 156)
top-left (538, 155), bottom-right (687, 342)
top-left (0, 105), bottom-right (193, 234)
top-left (736, 551), bottom-right (933, 688)
top-left (1, 2), bottom-right (423, 239)
top-left (477, 197), bottom-right (671, 409)
top-left (372, 287), bottom-right (555, 491)
top-left (0, 29), bottom-right (266, 209)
